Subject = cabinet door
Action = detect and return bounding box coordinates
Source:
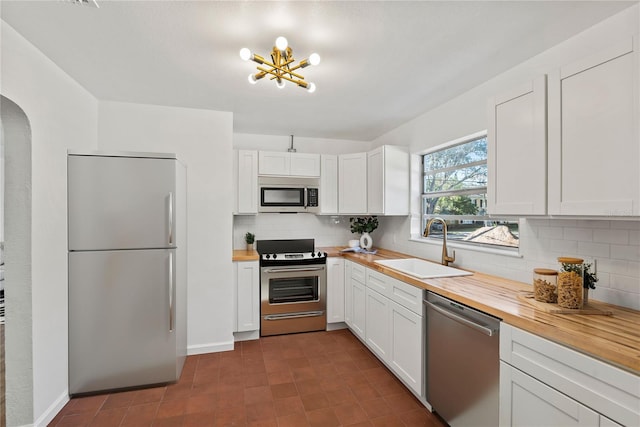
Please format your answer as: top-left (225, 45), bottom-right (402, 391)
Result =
top-left (389, 300), bottom-right (423, 396)
top-left (351, 278), bottom-right (367, 340)
top-left (344, 260), bottom-right (353, 327)
top-left (500, 362), bottom-right (599, 427)
top-left (320, 154), bottom-right (338, 214)
top-left (365, 287), bottom-right (390, 360)
top-left (488, 76), bottom-right (547, 215)
top-left (258, 151), bottom-right (290, 176)
top-left (236, 150), bottom-right (258, 214)
top-left (548, 37), bottom-right (640, 216)
top-left (290, 153), bottom-right (320, 177)
top-left (367, 147), bottom-right (384, 214)
top-left (327, 257), bottom-right (345, 323)
top-left (339, 152), bottom-right (367, 214)
top-left (235, 261), bottom-right (260, 332)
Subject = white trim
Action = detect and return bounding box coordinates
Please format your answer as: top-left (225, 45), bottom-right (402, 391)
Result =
top-left (410, 235), bottom-right (523, 258)
top-left (34, 390), bottom-right (69, 427)
top-left (233, 330), bottom-right (260, 342)
top-left (187, 340), bottom-right (234, 355)
top-left (418, 129), bottom-right (487, 156)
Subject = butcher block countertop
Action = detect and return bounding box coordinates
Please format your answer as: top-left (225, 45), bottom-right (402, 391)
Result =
top-left (234, 246), bottom-right (640, 374)
top-left (327, 247), bottom-right (640, 375)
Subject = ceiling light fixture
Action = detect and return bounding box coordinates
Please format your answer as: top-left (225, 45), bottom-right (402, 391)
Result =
top-left (239, 37), bottom-right (320, 93)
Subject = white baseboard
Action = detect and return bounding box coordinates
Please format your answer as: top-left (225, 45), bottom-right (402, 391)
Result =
top-left (233, 330), bottom-right (260, 342)
top-left (187, 340), bottom-right (234, 355)
top-left (33, 390), bottom-right (69, 427)
top-left (326, 322), bottom-right (348, 331)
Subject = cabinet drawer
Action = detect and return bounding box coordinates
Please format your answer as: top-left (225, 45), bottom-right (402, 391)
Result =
top-left (351, 262), bottom-right (366, 284)
top-left (500, 324), bottom-right (639, 427)
top-left (365, 269), bottom-right (389, 297)
top-left (387, 276), bottom-right (423, 316)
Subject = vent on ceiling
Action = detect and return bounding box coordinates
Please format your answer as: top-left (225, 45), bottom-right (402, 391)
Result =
top-left (63, 0), bottom-right (99, 8)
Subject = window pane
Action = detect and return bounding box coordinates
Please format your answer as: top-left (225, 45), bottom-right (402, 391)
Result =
top-left (423, 137), bottom-right (487, 172)
top-left (424, 164), bottom-right (487, 194)
top-left (423, 194), bottom-right (487, 216)
top-left (423, 218), bottom-right (519, 248)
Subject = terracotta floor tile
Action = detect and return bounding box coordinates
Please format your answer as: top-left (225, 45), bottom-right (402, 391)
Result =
top-left (88, 407), bottom-right (128, 427)
top-left (101, 390), bottom-right (137, 410)
top-left (276, 412), bottom-right (311, 427)
top-left (152, 415), bottom-right (184, 427)
top-left (270, 382), bottom-right (298, 399)
top-left (54, 330), bottom-right (448, 427)
top-left (156, 398), bottom-right (188, 418)
top-left (273, 396), bottom-right (305, 417)
top-left (121, 402), bottom-right (160, 426)
top-left (186, 393), bottom-right (217, 414)
top-left (295, 378), bottom-right (322, 395)
top-left (359, 397), bottom-right (393, 419)
top-left (245, 401), bottom-right (277, 423)
top-left (332, 402), bottom-right (369, 426)
top-left (266, 370), bottom-right (294, 385)
top-left (300, 392), bottom-right (331, 412)
top-left (305, 407), bottom-right (341, 427)
top-left (244, 385), bottom-right (273, 405)
top-left (350, 383), bottom-right (381, 402)
top-left (183, 411), bottom-right (216, 427)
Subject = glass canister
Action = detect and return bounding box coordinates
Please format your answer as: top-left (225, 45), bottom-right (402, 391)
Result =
top-left (533, 268), bottom-right (558, 303)
top-left (557, 257), bottom-right (584, 309)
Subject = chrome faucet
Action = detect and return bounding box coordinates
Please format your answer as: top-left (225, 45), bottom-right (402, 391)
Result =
top-left (423, 217), bottom-right (456, 266)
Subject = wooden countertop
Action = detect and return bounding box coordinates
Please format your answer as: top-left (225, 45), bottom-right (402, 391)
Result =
top-left (336, 247), bottom-right (640, 375)
top-left (233, 246), bottom-right (639, 374)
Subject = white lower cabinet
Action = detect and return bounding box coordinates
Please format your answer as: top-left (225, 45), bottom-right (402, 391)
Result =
top-left (500, 324), bottom-right (639, 427)
top-left (327, 257), bottom-right (345, 323)
top-left (345, 261), bottom-right (424, 398)
top-left (233, 261), bottom-right (260, 332)
top-left (500, 362), bottom-right (599, 426)
top-left (365, 287), bottom-right (390, 360)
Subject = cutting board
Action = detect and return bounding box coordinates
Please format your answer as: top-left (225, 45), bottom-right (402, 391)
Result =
top-left (517, 292), bottom-right (613, 315)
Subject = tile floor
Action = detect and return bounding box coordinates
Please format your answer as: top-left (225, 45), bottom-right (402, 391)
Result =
top-left (49, 329), bottom-right (446, 427)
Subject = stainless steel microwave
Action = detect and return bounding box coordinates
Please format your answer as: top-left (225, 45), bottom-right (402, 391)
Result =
top-left (258, 176), bottom-right (320, 213)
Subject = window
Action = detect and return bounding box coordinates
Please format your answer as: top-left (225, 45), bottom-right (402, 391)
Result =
top-left (422, 132), bottom-right (519, 249)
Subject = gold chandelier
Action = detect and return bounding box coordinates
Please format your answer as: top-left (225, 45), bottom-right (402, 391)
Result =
top-left (239, 37), bottom-right (320, 93)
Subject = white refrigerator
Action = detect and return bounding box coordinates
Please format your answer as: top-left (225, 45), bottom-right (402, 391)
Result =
top-left (67, 151), bottom-right (187, 395)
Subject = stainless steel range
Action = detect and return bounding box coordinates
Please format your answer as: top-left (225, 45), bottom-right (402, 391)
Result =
top-left (257, 239), bottom-right (327, 336)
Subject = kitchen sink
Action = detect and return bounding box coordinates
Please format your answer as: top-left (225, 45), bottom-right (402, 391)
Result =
top-left (374, 258), bottom-right (473, 279)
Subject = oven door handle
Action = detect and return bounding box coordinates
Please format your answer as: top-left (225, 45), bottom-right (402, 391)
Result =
top-left (263, 311), bottom-right (325, 321)
top-left (263, 266), bottom-right (325, 273)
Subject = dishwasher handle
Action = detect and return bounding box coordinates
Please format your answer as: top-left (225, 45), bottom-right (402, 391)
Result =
top-left (424, 300), bottom-right (497, 337)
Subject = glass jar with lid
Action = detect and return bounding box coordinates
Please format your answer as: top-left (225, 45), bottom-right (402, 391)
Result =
top-left (557, 257), bottom-right (584, 309)
top-left (533, 268), bottom-right (558, 303)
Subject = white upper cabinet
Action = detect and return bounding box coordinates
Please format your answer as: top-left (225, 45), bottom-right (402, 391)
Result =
top-left (548, 37), bottom-right (640, 216)
top-left (234, 150), bottom-right (258, 214)
top-left (367, 145), bottom-right (409, 215)
top-left (320, 154), bottom-right (338, 214)
top-left (258, 151), bottom-right (320, 177)
top-left (487, 76), bottom-right (547, 215)
top-left (339, 152), bottom-right (368, 214)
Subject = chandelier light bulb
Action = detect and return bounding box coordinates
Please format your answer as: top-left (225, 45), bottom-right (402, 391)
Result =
top-left (307, 82), bottom-right (316, 93)
top-left (309, 53), bottom-right (321, 66)
top-left (239, 48), bottom-right (252, 61)
top-left (248, 74), bottom-right (258, 84)
top-left (275, 36), bottom-right (288, 52)
top-left (276, 79), bottom-right (286, 89)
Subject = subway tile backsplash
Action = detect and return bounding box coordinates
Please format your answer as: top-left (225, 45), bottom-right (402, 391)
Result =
top-left (233, 215), bottom-right (640, 311)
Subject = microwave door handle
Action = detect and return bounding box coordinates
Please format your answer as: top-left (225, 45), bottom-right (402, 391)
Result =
top-left (303, 187), bottom-right (308, 208)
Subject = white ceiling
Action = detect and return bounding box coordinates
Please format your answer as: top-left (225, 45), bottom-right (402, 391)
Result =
top-left (1, 1), bottom-right (635, 141)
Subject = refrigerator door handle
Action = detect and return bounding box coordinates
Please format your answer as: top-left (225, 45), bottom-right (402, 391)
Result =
top-left (168, 192), bottom-right (174, 246)
top-left (169, 252), bottom-right (174, 332)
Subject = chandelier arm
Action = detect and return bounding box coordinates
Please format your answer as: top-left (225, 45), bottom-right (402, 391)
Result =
top-left (257, 65), bottom-right (305, 80)
top-left (258, 68), bottom-right (308, 86)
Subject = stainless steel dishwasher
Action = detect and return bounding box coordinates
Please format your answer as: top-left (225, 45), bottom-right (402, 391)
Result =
top-left (425, 291), bottom-right (500, 427)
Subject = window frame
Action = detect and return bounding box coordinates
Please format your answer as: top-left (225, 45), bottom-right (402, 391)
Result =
top-left (420, 130), bottom-right (519, 251)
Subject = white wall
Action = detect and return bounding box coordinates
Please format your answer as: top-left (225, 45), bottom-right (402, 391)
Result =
top-left (98, 101), bottom-right (235, 354)
top-left (372, 5), bottom-right (640, 310)
top-left (1, 20), bottom-right (99, 427)
top-left (232, 133), bottom-right (371, 247)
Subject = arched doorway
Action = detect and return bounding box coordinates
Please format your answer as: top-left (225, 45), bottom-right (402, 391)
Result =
top-left (0, 95), bottom-right (33, 427)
